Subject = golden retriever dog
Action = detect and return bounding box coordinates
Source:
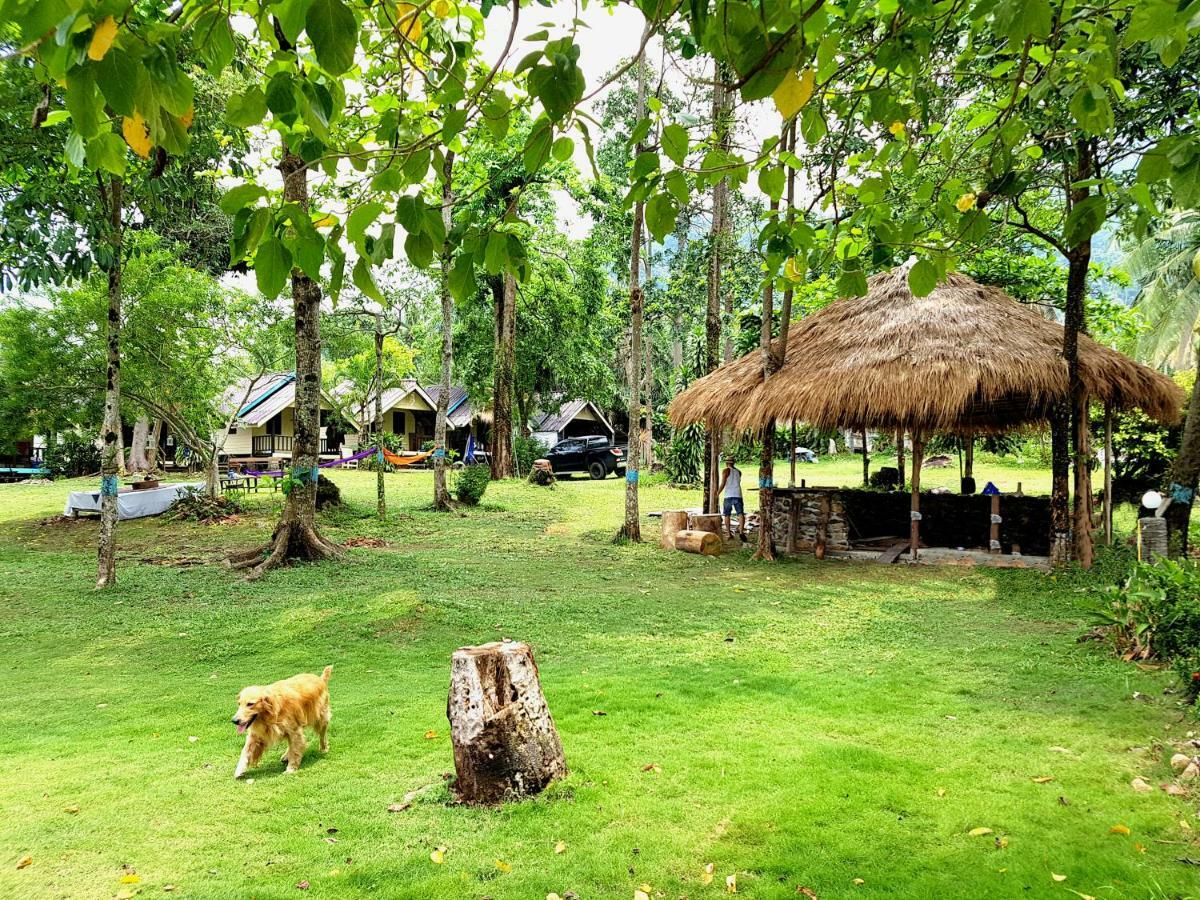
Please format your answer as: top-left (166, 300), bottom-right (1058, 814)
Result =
top-left (232, 665), bottom-right (332, 778)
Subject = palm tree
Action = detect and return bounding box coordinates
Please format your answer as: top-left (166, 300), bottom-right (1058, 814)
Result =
top-left (1125, 212), bottom-right (1200, 555)
top-left (1125, 211), bottom-right (1200, 370)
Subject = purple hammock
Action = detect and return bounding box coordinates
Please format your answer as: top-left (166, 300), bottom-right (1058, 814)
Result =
top-left (239, 446), bottom-right (379, 478)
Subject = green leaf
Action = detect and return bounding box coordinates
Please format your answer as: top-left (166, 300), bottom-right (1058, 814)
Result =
top-left (758, 166), bottom-right (784, 203)
top-left (255, 237), bottom-right (292, 299)
top-left (551, 136), bottom-right (574, 162)
top-left (226, 86), bottom-right (268, 128)
top-left (194, 8), bottom-right (236, 72)
top-left (907, 259), bottom-right (939, 297)
top-left (837, 268), bottom-right (868, 298)
top-left (443, 107), bottom-right (468, 143)
top-left (645, 193), bottom-right (680, 242)
top-left (395, 195), bottom-right (423, 234)
top-left (522, 119), bottom-right (553, 174)
top-left (93, 48), bottom-right (139, 117)
top-left (663, 170), bottom-right (689, 206)
top-left (306, 0), bottom-right (358, 76)
top-left (346, 201), bottom-right (385, 248)
top-left (276, 0), bottom-right (315, 43)
top-left (220, 184), bottom-right (269, 216)
top-left (631, 151), bottom-right (659, 181)
top-left (1063, 195), bottom-right (1108, 247)
top-left (352, 257), bottom-right (385, 301)
top-left (662, 123), bottom-right (688, 165)
top-left (992, 0), bottom-right (1052, 43)
top-left (484, 231), bottom-right (508, 275)
top-left (404, 230), bottom-right (435, 269)
top-left (294, 235), bottom-right (325, 281)
top-left (84, 132), bottom-right (126, 175)
top-left (482, 94), bottom-right (511, 140)
top-left (64, 68), bottom-right (102, 140)
top-left (448, 256), bottom-right (476, 301)
top-left (528, 51), bottom-right (584, 122)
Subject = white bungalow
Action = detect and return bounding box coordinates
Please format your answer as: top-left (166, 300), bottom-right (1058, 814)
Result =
top-left (217, 373), bottom-right (355, 460)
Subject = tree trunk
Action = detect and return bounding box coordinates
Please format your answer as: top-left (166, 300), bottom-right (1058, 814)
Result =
top-left (126, 416), bottom-right (150, 473)
top-left (659, 510), bottom-right (689, 549)
top-left (96, 174), bottom-right (123, 589)
top-left (674, 529), bottom-right (722, 555)
top-left (1050, 402), bottom-right (1071, 565)
top-left (374, 313), bottom-right (387, 519)
top-left (909, 432), bottom-right (924, 562)
top-left (703, 60), bottom-right (732, 514)
top-left (1064, 141), bottom-right (1095, 569)
top-left (896, 429), bottom-right (906, 490)
top-left (963, 431), bottom-right (974, 481)
top-left (146, 418), bottom-right (163, 471)
top-left (206, 452), bottom-right (220, 498)
top-left (230, 148), bottom-right (341, 579)
top-left (447, 641), bottom-right (567, 805)
top-left (1165, 337), bottom-right (1200, 556)
top-left (860, 427), bottom-right (869, 486)
top-left (434, 151), bottom-right (456, 509)
top-left (752, 121), bottom-right (793, 562)
top-left (616, 50), bottom-right (649, 543)
top-left (489, 273), bottom-right (516, 480)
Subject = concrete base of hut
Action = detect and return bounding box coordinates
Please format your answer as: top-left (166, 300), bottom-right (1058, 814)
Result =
top-left (826, 547), bottom-right (1050, 570)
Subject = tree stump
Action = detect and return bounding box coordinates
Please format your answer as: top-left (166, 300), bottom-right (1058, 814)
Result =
top-left (674, 529), bottom-right (722, 555)
top-left (447, 641), bottom-right (566, 804)
top-left (690, 513), bottom-right (722, 534)
top-left (659, 510), bottom-right (689, 549)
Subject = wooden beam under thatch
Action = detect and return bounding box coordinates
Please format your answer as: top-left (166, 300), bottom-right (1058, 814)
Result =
top-left (669, 268), bottom-right (1184, 435)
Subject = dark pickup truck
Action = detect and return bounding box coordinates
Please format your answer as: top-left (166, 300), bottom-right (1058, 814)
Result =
top-left (543, 434), bottom-right (626, 479)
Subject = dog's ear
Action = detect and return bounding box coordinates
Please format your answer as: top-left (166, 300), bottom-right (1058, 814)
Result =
top-left (255, 693), bottom-right (275, 719)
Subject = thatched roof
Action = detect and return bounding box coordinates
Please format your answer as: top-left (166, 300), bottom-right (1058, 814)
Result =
top-left (670, 268), bottom-right (1184, 434)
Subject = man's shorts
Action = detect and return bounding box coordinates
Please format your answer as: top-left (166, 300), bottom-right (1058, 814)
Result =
top-left (722, 496), bottom-right (745, 516)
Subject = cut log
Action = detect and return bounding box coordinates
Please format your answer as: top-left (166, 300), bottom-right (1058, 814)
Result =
top-left (447, 640), bottom-right (566, 804)
top-left (659, 510), bottom-right (689, 549)
top-left (674, 529), bottom-right (721, 555)
top-left (690, 513), bottom-right (722, 534)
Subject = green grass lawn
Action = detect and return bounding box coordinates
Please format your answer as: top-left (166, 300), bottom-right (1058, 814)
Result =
top-left (1, 468), bottom-right (1196, 899)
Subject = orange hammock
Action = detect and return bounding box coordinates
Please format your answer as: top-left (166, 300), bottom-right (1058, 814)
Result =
top-left (382, 448), bottom-right (434, 467)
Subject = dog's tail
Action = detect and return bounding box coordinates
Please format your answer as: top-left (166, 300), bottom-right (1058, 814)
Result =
top-left (321, 665), bottom-right (333, 683)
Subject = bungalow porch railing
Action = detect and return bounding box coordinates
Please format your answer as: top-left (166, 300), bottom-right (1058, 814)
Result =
top-left (252, 435), bottom-right (335, 456)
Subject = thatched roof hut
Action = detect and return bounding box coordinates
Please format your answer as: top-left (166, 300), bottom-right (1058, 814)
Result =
top-left (669, 268), bottom-right (1183, 434)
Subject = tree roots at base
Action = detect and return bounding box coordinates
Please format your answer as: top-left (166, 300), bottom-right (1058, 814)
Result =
top-left (229, 521), bottom-right (343, 580)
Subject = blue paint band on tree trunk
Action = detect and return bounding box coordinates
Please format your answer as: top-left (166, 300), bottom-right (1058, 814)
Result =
top-left (100, 475), bottom-right (119, 497)
top-left (1170, 482), bottom-right (1194, 504)
top-left (626, 469), bottom-right (638, 483)
top-left (376, 448), bottom-right (384, 463)
top-left (759, 477), bottom-right (773, 489)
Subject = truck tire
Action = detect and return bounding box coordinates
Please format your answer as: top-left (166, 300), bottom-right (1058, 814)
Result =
top-left (588, 461), bottom-right (607, 480)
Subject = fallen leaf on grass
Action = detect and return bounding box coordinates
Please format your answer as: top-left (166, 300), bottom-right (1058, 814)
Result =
top-left (16, 856), bottom-right (32, 870)
top-left (591, 710), bottom-right (607, 716)
top-left (852, 877), bottom-right (865, 886)
top-left (995, 836), bottom-right (1009, 849)
top-left (968, 827), bottom-right (993, 837)
top-left (1049, 746), bottom-right (1074, 754)
top-left (114, 891), bottom-right (138, 899)
top-left (936, 788), bottom-right (946, 797)
top-left (796, 888), bottom-right (818, 899)
top-left (187, 736), bottom-right (198, 743)
top-left (296, 880), bottom-right (309, 890)
top-left (554, 841), bottom-right (566, 854)
top-left (1052, 873), bottom-right (1067, 882)
top-left (162, 886), bottom-right (176, 892)
top-left (1134, 842), bottom-right (1147, 853)
top-left (641, 763), bottom-right (661, 773)
top-left (701, 863), bottom-right (715, 885)
top-left (423, 730), bottom-right (438, 740)
top-left (387, 803), bottom-right (409, 813)
top-left (63, 805), bottom-right (80, 814)
top-left (429, 847), bottom-right (446, 864)
top-left (1110, 824), bottom-right (1131, 836)
top-left (1131, 777), bottom-right (1152, 793)
top-left (634, 884), bottom-right (652, 900)
top-left (495, 859), bottom-right (512, 874)
top-left (121, 874), bottom-right (141, 884)
top-left (548, 894), bottom-right (563, 900)
top-left (1031, 776), bottom-right (1054, 783)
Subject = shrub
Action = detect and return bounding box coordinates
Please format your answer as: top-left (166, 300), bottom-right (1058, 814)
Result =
top-left (1092, 558), bottom-right (1200, 662)
top-left (664, 423), bottom-right (704, 485)
top-left (454, 464), bottom-right (491, 506)
top-left (513, 435), bottom-right (544, 477)
top-left (43, 430), bottom-right (101, 478)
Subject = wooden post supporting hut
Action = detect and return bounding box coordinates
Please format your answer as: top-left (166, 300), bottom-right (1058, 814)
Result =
top-left (446, 640), bottom-right (567, 804)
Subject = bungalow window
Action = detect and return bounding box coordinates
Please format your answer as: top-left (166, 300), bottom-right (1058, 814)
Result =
top-left (265, 413), bottom-right (283, 435)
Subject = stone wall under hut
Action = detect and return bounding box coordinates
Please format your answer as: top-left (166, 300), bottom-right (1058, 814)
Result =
top-left (771, 488), bottom-right (1051, 557)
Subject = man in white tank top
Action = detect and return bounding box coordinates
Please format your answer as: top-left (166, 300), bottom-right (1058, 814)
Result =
top-left (717, 454), bottom-right (746, 540)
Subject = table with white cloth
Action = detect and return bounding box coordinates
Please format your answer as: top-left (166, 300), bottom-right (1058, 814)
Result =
top-left (63, 482), bottom-right (205, 520)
